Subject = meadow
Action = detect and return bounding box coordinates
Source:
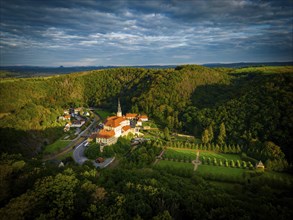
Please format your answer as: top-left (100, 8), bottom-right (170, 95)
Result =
top-left (154, 160), bottom-right (194, 170)
top-left (196, 164), bottom-right (246, 179)
top-left (164, 148), bottom-right (242, 162)
top-left (95, 109), bottom-right (113, 119)
top-left (43, 139), bottom-right (70, 154)
top-left (199, 151), bottom-right (242, 161)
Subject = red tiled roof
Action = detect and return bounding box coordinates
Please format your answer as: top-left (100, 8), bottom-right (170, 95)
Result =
top-left (104, 116), bottom-right (125, 128)
top-left (122, 125), bottom-right (131, 131)
top-left (64, 115), bottom-right (71, 119)
top-left (97, 129), bottom-right (115, 139)
top-left (126, 113), bottom-right (138, 118)
top-left (140, 115), bottom-right (148, 119)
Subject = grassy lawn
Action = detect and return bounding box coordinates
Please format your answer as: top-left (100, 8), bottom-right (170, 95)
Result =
top-left (199, 151), bottom-right (242, 161)
top-left (56, 151), bottom-right (73, 160)
top-left (44, 139), bottom-right (70, 154)
top-left (164, 148), bottom-right (242, 162)
top-left (155, 160), bottom-right (194, 170)
top-left (196, 164), bottom-right (246, 179)
top-left (142, 120), bottom-right (157, 128)
top-left (95, 109), bottom-right (113, 119)
top-left (164, 148), bottom-right (197, 159)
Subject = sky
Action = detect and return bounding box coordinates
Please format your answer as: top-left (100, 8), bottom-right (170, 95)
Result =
top-left (0, 0), bottom-right (292, 66)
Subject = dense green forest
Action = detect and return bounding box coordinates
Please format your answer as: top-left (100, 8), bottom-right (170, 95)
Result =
top-left (1, 148), bottom-right (293, 219)
top-left (0, 65), bottom-right (292, 162)
top-left (0, 65), bottom-right (293, 219)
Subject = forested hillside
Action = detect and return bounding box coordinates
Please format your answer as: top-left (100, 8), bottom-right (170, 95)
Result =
top-left (1, 153), bottom-right (292, 220)
top-left (0, 65), bottom-right (292, 162)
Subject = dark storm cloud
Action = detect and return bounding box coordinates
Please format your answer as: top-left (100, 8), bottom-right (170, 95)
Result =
top-left (0, 0), bottom-right (292, 66)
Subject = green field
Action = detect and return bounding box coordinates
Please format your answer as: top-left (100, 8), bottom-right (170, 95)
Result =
top-left (199, 151), bottom-right (242, 161)
top-left (155, 160), bottom-right (194, 170)
top-left (44, 139), bottom-right (70, 154)
top-left (164, 148), bottom-right (242, 162)
top-left (196, 165), bottom-right (246, 178)
top-left (95, 109), bottom-right (113, 119)
top-left (56, 151), bottom-right (73, 160)
top-left (164, 148), bottom-right (197, 159)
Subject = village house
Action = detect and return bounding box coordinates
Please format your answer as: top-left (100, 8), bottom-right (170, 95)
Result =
top-left (136, 119), bottom-right (142, 126)
top-left (138, 115), bottom-right (148, 122)
top-left (87, 133), bottom-right (97, 142)
top-left (125, 113), bottom-right (138, 120)
top-left (70, 120), bottom-right (85, 128)
top-left (64, 123), bottom-right (71, 132)
top-left (96, 129), bottom-right (117, 145)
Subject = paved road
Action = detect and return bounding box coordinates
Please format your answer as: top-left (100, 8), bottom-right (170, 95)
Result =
top-left (73, 140), bottom-right (88, 165)
top-left (43, 111), bottom-right (100, 161)
top-left (72, 141), bottom-right (115, 168)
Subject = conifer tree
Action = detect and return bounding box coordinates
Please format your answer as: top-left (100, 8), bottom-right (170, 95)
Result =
top-left (208, 124), bottom-right (214, 142)
top-left (217, 122), bottom-right (226, 145)
top-left (201, 129), bottom-right (209, 144)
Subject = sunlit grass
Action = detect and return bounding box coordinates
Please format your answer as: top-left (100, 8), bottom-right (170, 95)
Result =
top-left (44, 139), bottom-right (70, 154)
top-left (196, 164), bottom-right (246, 178)
top-left (95, 109), bottom-right (113, 119)
top-left (154, 160), bottom-right (194, 170)
top-left (199, 151), bottom-right (242, 161)
top-left (165, 148), bottom-right (242, 162)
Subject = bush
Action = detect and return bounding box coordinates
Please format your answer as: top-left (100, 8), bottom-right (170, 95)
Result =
top-left (230, 160), bottom-right (235, 168)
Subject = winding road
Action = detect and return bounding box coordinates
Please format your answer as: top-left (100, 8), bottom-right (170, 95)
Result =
top-left (72, 140), bottom-right (115, 168)
top-left (43, 110), bottom-right (99, 161)
top-left (73, 140), bottom-right (88, 165)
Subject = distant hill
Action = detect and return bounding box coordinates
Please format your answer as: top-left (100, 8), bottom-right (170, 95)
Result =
top-left (203, 61), bottom-right (293, 68)
top-left (0, 65), bottom-right (176, 78)
top-left (1, 62), bottom-right (292, 77)
top-left (0, 65), bottom-right (292, 163)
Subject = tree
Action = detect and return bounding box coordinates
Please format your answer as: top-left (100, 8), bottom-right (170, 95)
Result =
top-left (230, 160), bottom-right (235, 168)
top-left (164, 127), bottom-right (170, 141)
top-left (217, 122), bottom-right (226, 145)
top-left (153, 210), bottom-right (173, 220)
top-left (201, 129), bottom-right (209, 144)
top-left (263, 141), bottom-right (285, 160)
top-left (208, 124), bottom-right (214, 143)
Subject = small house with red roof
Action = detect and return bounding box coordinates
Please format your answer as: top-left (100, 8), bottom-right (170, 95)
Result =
top-left (96, 129), bottom-right (117, 145)
top-left (139, 115), bottom-right (148, 122)
top-left (125, 113), bottom-right (138, 120)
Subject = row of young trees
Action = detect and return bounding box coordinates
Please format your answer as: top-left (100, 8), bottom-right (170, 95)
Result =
top-left (201, 157), bottom-right (254, 169)
top-left (167, 141), bottom-right (242, 154)
top-left (201, 122), bottom-right (226, 144)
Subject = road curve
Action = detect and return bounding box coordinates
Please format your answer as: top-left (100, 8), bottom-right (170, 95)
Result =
top-left (73, 140), bottom-right (88, 165)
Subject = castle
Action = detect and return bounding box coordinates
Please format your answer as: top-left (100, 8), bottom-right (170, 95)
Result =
top-left (95, 99), bottom-right (148, 146)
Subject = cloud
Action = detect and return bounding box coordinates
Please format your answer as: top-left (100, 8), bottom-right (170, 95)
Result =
top-left (57, 58), bottom-right (100, 66)
top-left (0, 0), bottom-right (292, 66)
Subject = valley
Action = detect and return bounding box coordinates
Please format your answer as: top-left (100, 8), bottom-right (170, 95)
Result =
top-left (0, 65), bottom-right (293, 219)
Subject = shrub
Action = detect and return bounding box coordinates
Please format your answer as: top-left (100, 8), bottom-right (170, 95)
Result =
top-left (230, 160), bottom-right (235, 168)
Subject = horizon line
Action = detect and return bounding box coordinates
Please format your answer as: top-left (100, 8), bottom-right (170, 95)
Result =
top-left (1, 61), bottom-right (293, 68)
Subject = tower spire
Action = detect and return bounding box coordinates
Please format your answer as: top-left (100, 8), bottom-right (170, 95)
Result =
top-left (117, 98), bottom-right (122, 117)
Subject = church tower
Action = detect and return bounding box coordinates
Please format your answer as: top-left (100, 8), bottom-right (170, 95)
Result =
top-left (117, 98), bottom-right (122, 117)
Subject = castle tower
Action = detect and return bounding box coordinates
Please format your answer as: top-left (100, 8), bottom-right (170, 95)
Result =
top-left (117, 98), bottom-right (122, 117)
